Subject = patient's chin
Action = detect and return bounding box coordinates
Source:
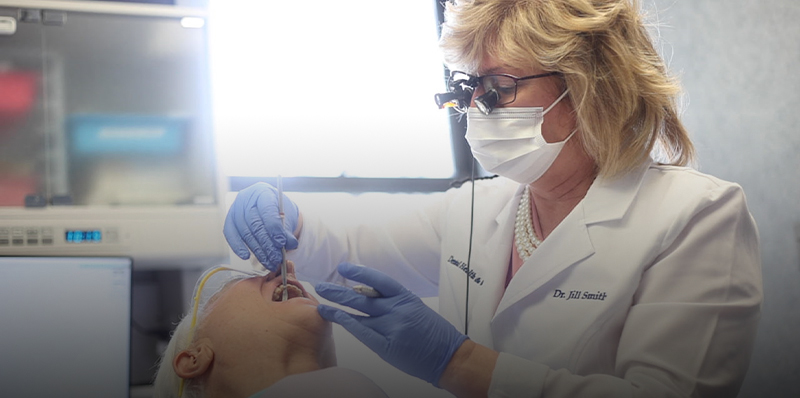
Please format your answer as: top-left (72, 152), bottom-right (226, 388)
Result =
top-left (272, 284), bottom-right (304, 301)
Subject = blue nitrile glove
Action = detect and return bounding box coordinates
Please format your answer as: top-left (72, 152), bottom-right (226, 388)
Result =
top-left (223, 182), bottom-right (299, 272)
top-left (315, 263), bottom-right (469, 387)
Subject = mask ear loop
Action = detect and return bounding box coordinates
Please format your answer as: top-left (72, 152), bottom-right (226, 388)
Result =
top-left (542, 89), bottom-right (570, 115)
top-left (178, 266), bottom-right (257, 397)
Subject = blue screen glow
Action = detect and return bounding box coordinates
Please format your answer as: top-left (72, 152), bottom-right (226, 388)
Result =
top-left (65, 230), bottom-right (102, 243)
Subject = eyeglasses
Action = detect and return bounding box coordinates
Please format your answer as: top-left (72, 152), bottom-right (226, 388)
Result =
top-left (435, 70), bottom-right (560, 115)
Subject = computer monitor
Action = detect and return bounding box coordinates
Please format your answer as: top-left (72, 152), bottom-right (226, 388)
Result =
top-left (0, 256), bottom-right (132, 398)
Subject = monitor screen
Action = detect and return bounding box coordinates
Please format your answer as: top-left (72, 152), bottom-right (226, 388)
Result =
top-left (0, 256), bottom-right (131, 398)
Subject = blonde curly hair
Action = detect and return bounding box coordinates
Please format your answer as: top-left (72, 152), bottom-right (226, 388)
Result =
top-left (439, 0), bottom-right (695, 178)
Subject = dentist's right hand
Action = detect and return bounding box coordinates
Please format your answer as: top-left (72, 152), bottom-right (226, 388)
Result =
top-left (223, 182), bottom-right (300, 272)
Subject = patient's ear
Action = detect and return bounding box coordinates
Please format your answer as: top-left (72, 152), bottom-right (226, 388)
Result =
top-left (174, 339), bottom-right (214, 379)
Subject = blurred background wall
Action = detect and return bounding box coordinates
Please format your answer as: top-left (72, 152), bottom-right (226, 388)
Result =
top-left (648, 1), bottom-right (799, 396)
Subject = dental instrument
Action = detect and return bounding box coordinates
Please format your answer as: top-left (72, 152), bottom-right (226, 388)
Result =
top-left (353, 284), bottom-right (383, 298)
top-left (278, 175), bottom-right (288, 302)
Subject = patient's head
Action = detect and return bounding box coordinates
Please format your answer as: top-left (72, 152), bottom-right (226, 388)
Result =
top-left (154, 262), bottom-right (335, 398)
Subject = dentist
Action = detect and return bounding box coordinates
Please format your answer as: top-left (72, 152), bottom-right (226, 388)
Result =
top-left (223, 1), bottom-right (762, 397)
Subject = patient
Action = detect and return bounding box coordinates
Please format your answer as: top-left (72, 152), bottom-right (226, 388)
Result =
top-left (153, 262), bottom-right (387, 398)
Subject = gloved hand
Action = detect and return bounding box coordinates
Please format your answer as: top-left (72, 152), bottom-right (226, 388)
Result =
top-left (315, 263), bottom-right (469, 387)
top-left (223, 182), bottom-right (299, 272)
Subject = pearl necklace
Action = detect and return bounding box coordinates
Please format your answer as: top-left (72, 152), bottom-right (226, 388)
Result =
top-left (515, 185), bottom-right (542, 261)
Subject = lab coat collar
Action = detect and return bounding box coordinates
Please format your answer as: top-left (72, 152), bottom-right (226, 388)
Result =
top-left (494, 182), bottom-right (523, 226)
top-left (490, 159), bottom-right (651, 226)
top-left (582, 160), bottom-right (651, 224)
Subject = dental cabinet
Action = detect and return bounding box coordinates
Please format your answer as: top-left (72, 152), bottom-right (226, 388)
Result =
top-left (0, 0), bottom-right (226, 269)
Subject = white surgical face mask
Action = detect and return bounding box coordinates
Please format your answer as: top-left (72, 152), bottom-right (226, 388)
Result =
top-left (465, 89), bottom-right (573, 184)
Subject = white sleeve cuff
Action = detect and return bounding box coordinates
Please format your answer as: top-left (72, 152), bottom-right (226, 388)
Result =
top-left (488, 352), bottom-right (548, 398)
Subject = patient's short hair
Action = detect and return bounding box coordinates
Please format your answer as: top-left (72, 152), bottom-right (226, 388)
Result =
top-left (153, 271), bottom-right (248, 398)
top-left (153, 312), bottom-right (202, 398)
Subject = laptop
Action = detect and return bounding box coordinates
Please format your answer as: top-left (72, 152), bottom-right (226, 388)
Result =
top-left (0, 256), bottom-right (132, 397)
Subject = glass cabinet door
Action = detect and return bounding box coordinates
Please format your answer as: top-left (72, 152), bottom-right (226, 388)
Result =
top-left (0, 7), bottom-right (47, 207)
top-left (0, 5), bottom-right (217, 207)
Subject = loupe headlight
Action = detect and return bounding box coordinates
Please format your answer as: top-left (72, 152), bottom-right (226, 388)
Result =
top-left (434, 86), bottom-right (474, 112)
top-left (474, 89), bottom-right (499, 116)
top-left (434, 91), bottom-right (468, 109)
top-left (435, 74), bottom-right (477, 113)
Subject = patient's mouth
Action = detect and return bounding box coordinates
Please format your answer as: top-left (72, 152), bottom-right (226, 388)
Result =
top-left (272, 283), bottom-right (305, 301)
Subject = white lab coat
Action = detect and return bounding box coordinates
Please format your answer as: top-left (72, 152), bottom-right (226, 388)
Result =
top-left (288, 161), bottom-right (762, 398)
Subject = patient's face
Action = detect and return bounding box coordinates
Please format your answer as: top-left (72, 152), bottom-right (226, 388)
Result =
top-left (195, 267), bottom-right (333, 367)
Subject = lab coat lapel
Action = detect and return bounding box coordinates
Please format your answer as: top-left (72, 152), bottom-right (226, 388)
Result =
top-left (494, 201), bottom-right (595, 316)
top-left (450, 182), bottom-right (518, 345)
top-left (439, 178), bottom-right (519, 336)
top-left (473, 181), bottom-right (519, 301)
top-left (492, 161), bottom-right (651, 318)
top-left (478, 185), bottom-right (520, 283)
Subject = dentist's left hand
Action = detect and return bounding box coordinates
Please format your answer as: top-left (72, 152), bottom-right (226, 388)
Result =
top-left (223, 182), bottom-right (300, 272)
top-left (315, 263), bottom-right (469, 386)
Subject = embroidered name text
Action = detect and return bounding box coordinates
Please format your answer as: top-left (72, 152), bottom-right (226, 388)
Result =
top-left (553, 289), bottom-right (607, 301)
top-left (447, 255), bottom-right (485, 286)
